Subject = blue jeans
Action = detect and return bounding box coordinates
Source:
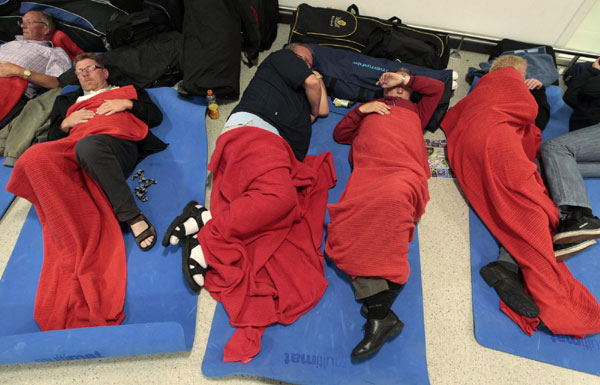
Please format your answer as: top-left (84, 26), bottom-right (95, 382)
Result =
top-left (540, 123), bottom-right (600, 213)
top-left (496, 123), bottom-right (600, 267)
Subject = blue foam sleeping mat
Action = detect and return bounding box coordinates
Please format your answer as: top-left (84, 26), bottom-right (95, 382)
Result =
top-left (0, 158), bottom-right (15, 218)
top-left (202, 102), bottom-right (430, 385)
top-left (470, 85), bottom-right (600, 375)
top-left (0, 87), bottom-right (208, 365)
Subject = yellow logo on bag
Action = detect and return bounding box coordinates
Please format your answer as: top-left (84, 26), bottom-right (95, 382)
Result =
top-left (331, 16), bottom-right (347, 28)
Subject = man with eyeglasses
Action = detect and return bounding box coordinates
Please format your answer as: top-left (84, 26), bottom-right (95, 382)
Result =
top-left (7, 52), bottom-right (166, 330)
top-left (0, 10), bottom-right (71, 99)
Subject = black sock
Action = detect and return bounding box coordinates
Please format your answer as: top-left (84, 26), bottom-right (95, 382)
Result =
top-left (364, 291), bottom-right (391, 320)
top-left (386, 281), bottom-right (404, 306)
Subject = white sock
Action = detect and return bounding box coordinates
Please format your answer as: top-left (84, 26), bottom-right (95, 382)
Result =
top-left (169, 205), bottom-right (211, 245)
top-left (201, 210), bottom-right (212, 224)
top-left (189, 234), bottom-right (207, 286)
top-left (452, 70), bottom-right (458, 81)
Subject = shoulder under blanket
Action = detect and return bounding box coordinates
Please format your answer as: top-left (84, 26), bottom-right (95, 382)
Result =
top-left (199, 127), bottom-right (336, 363)
top-left (326, 106), bottom-right (430, 284)
top-left (0, 77), bottom-right (27, 122)
top-left (442, 68), bottom-right (600, 337)
top-left (6, 86), bottom-right (148, 331)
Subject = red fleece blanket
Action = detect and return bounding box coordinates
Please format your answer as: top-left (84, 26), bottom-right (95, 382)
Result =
top-left (51, 30), bottom-right (84, 60)
top-left (0, 77), bottom-right (27, 122)
top-left (326, 107), bottom-right (430, 284)
top-left (442, 68), bottom-right (600, 337)
top-left (7, 86), bottom-right (148, 331)
top-left (199, 127), bottom-right (336, 363)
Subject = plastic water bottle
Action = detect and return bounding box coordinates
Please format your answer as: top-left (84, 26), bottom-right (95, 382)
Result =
top-left (207, 89), bottom-right (219, 120)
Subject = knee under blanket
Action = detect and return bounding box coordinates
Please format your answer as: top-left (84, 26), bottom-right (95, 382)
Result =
top-left (441, 68), bottom-right (600, 337)
top-left (0, 77), bottom-right (27, 122)
top-left (199, 127), bottom-right (336, 363)
top-left (326, 107), bottom-right (430, 284)
top-left (6, 86), bottom-right (148, 331)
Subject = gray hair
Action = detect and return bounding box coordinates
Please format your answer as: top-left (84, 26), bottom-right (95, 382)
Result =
top-left (29, 10), bottom-right (56, 33)
top-left (285, 42), bottom-right (313, 54)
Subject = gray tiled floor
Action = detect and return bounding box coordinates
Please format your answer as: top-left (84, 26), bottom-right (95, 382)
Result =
top-left (1, 23), bottom-right (599, 385)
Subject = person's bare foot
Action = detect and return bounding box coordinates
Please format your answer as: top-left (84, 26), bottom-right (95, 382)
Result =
top-left (128, 213), bottom-right (157, 251)
top-left (130, 219), bottom-right (154, 248)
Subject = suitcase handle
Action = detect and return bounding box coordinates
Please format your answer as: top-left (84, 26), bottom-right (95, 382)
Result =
top-left (347, 4), bottom-right (359, 15)
top-left (388, 16), bottom-right (402, 26)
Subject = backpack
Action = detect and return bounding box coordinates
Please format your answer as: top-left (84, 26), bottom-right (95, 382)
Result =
top-left (106, 7), bottom-right (172, 49)
top-left (289, 3), bottom-right (450, 70)
top-left (309, 44), bottom-right (453, 131)
top-left (489, 38), bottom-right (557, 68)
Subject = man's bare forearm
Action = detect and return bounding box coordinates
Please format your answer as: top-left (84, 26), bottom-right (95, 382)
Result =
top-left (304, 74), bottom-right (322, 119)
top-left (316, 76), bottom-right (329, 117)
top-left (28, 71), bottom-right (60, 89)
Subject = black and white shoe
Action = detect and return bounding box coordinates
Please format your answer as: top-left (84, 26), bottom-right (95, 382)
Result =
top-left (554, 239), bottom-right (597, 262)
top-left (553, 214), bottom-right (600, 244)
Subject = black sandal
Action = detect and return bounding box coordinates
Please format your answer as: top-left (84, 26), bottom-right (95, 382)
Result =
top-left (161, 200), bottom-right (207, 247)
top-left (182, 235), bottom-right (206, 292)
top-left (128, 213), bottom-right (157, 252)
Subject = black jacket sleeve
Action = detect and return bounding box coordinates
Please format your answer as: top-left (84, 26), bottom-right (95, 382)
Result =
top-left (131, 87), bottom-right (163, 128)
top-left (563, 66), bottom-right (600, 108)
top-left (531, 86), bottom-right (550, 130)
top-left (47, 91), bottom-right (78, 142)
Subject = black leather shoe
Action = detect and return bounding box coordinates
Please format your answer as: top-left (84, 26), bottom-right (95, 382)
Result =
top-left (480, 261), bottom-right (540, 318)
top-left (351, 310), bottom-right (404, 359)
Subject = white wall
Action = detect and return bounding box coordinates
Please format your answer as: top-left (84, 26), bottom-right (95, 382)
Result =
top-left (282, 0), bottom-right (598, 50)
top-left (566, 0), bottom-right (600, 53)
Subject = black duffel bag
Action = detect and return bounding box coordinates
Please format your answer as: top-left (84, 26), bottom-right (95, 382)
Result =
top-left (363, 18), bottom-right (449, 70)
top-left (289, 3), bottom-right (449, 70)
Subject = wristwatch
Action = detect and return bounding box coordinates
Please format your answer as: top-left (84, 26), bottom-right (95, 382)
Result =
top-left (401, 74), bottom-right (407, 85)
top-left (23, 69), bottom-right (31, 80)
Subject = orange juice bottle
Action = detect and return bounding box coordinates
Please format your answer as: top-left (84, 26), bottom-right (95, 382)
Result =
top-left (207, 89), bottom-right (219, 119)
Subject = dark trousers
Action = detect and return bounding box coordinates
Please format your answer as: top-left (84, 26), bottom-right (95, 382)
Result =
top-left (75, 134), bottom-right (140, 222)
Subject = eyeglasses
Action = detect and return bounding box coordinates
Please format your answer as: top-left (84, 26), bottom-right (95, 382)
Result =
top-left (17, 18), bottom-right (48, 27)
top-left (75, 65), bottom-right (104, 75)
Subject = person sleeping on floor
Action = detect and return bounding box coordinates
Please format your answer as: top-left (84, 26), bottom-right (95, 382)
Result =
top-left (7, 52), bottom-right (166, 331)
top-left (325, 69), bottom-right (444, 359)
top-left (441, 55), bottom-right (600, 337)
top-left (161, 43), bottom-right (335, 363)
